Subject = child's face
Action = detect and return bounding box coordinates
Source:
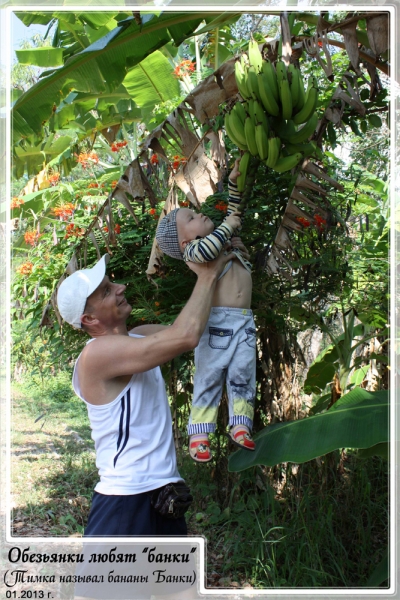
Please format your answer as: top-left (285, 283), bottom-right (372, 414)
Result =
top-left (176, 208), bottom-right (215, 248)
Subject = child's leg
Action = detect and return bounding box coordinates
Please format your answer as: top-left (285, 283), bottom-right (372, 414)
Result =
top-left (187, 327), bottom-right (229, 436)
top-left (226, 316), bottom-right (256, 449)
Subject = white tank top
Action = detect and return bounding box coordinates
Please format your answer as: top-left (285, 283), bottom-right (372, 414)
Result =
top-left (72, 334), bottom-right (182, 495)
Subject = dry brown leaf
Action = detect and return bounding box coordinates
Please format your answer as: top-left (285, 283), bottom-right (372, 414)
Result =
top-left (282, 214), bottom-right (305, 232)
top-left (39, 303), bottom-right (52, 328)
top-left (275, 226), bottom-right (295, 253)
top-left (66, 253), bottom-right (78, 275)
top-left (285, 198), bottom-right (314, 223)
top-left (206, 130), bottom-right (226, 167)
top-left (181, 154), bottom-right (219, 205)
top-left (302, 160), bottom-right (344, 191)
top-left (341, 20), bottom-right (361, 74)
top-left (167, 109), bottom-right (200, 159)
top-left (50, 278), bottom-right (65, 327)
top-left (332, 77), bottom-right (366, 116)
top-left (112, 190), bottom-right (140, 224)
top-left (364, 57), bottom-right (382, 100)
top-left (185, 58), bottom-right (237, 124)
top-left (265, 252), bottom-right (280, 274)
top-left (118, 159), bottom-right (145, 199)
top-left (89, 231), bottom-right (101, 260)
top-left (324, 106), bottom-right (343, 125)
top-left (303, 31), bottom-right (333, 79)
top-left (104, 199), bottom-right (117, 247)
top-left (290, 188), bottom-right (328, 218)
top-left (295, 174), bottom-right (328, 196)
top-left (367, 13), bottom-right (389, 58)
top-left (101, 124), bottom-right (120, 144)
top-left (148, 138), bottom-right (168, 160)
top-left (94, 221), bottom-right (111, 254)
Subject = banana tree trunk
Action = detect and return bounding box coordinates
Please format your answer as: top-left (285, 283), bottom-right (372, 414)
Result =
top-left (257, 321), bottom-right (302, 427)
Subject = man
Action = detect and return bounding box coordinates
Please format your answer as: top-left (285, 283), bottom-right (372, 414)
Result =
top-left (57, 249), bottom-right (233, 537)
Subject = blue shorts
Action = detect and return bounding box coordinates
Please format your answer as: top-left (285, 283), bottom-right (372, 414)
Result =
top-left (84, 490), bottom-right (188, 537)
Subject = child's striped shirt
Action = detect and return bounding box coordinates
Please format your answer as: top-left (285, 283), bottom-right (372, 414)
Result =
top-left (183, 180), bottom-right (252, 274)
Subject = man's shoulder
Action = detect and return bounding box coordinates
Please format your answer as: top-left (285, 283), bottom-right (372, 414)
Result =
top-left (81, 334), bottom-right (137, 363)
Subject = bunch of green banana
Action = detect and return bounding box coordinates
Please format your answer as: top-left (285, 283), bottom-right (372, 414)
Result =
top-left (226, 40), bottom-right (322, 180)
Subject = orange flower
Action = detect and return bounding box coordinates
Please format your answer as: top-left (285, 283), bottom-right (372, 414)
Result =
top-left (52, 202), bottom-right (75, 221)
top-left (116, 141), bottom-right (127, 148)
top-left (150, 154), bottom-right (159, 165)
top-left (314, 214), bottom-right (327, 231)
top-left (179, 200), bottom-right (190, 207)
top-left (17, 262), bottom-right (33, 276)
top-left (48, 173), bottom-right (60, 186)
top-left (154, 301), bottom-right (160, 307)
top-left (111, 180), bottom-right (118, 187)
top-left (65, 223), bottom-right (85, 239)
top-left (24, 230), bottom-right (42, 246)
top-left (111, 144), bottom-right (119, 152)
top-left (149, 208), bottom-right (157, 215)
top-left (76, 151), bottom-right (99, 168)
top-left (114, 224), bottom-right (121, 234)
top-left (11, 197), bottom-right (24, 209)
top-left (171, 155), bottom-right (187, 171)
top-left (173, 60), bottom-right (195, 79)
top-left (88, 182), bottom-right (99, 188)
top-left (296, 216), bottom-right (311, 228)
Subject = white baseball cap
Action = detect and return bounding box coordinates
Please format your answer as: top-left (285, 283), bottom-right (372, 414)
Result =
top-left (57, 254), bottom-right (110, 329)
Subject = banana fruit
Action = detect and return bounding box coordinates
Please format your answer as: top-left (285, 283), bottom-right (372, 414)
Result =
top-left (248, 38), bottom-right (263, 73)
top-left (292, 77), bottom-right (319, 125)
top-left (237, 151), bottom-right (251, 192)
top-left (245, 117), bottom-right (259, 156)
top-left (272, 152), bottom-right (303, 173)
top-left (266, 135), bottom-right (281, 168)
top-left (255, 123), bottom-right (269, 160)
top-left (225, 40), bottom-right (321, 180)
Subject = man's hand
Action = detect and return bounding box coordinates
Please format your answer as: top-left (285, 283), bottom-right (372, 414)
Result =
top-left (231, 236), bottom-right (250, 261)
top-left (228, 157), bottom-right (241, 182)
top-left (187, 243), bottom-right (233, 279)
top-left (225, 212), bottom-right (242, 231)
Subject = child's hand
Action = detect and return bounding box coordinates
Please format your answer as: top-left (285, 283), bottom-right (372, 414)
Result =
top-left (225, 212), bottom-right (242, 231)
top-left (231, 236), bottom-right (250, 260)
top-left (228, 157), bottom-right (241, 182)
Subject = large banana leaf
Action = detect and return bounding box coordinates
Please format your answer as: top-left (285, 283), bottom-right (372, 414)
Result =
top-left (15, 47), bottom-right (64, 67)
top-left (12, 12), bottom-right (205, 140)
top-left (13, 134), bottom-right (73, 178)
top-left (123, 50), bottom-right (180, 115)
top-left (228, 389), bottom-right (389, 472)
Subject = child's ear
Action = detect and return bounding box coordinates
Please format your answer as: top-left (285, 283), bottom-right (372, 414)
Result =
top-left (180, 239), bottom-right (188, 250)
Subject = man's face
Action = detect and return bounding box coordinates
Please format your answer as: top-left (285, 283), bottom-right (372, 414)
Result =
top-left (176, 208), bottom-right (214, 248)
top-left (83, 276), bottom-right (131, 328)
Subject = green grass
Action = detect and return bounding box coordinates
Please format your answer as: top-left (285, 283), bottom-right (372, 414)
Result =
top-left (11, 372), bottom-right (97, 536)
top-left (179, 442), bottom-right (389, 589)
top-left (10, 370), bottom-right (389, 588)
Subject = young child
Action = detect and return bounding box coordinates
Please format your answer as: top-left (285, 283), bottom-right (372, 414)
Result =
top-left (156, 159), bottom-right (256, 462)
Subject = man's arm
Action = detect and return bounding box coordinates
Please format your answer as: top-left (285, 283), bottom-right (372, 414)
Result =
top-left (129, 324), bottom-right (168, 336)
top-left (80, 249), bottom-right (233, 381)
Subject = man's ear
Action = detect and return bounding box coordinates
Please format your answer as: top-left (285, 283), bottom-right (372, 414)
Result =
top-left (81, 312), bottom-right (98, 329)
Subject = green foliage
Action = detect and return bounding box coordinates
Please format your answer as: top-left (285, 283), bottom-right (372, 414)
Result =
top-left (228, 389), bottom-right (388, 472)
